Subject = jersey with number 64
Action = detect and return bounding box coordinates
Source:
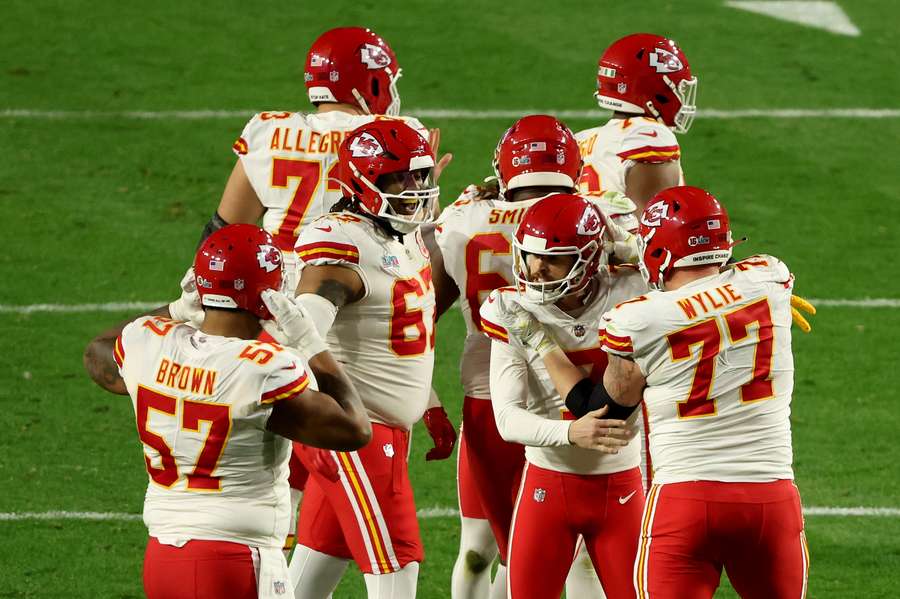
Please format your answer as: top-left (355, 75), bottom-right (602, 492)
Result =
top-left (115, 316), bottom-right (314, 548)
top-left (435, 189), bottom-right (639, 399)
top-left (295, 211), bottom-right (436, 430)
top-left (601, 255), bottom-right (796, 484)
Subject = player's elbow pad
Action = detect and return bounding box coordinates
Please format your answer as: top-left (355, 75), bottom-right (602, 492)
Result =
top-left (565, 378), bottom-right (637, 420)
top-left (295, 293), bottom-right (338, 338)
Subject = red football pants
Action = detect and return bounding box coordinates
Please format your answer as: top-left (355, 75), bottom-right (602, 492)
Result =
top-left (143, 537), bottom-right (257, 599)
top-left (460, 396), bottom-right (526, 562)
top-left (508, 463), bottom-right (644, 599)
top-left (295, 423), bottom-right (424, 574)
top-left (636, 480), bottom-right (809, 599)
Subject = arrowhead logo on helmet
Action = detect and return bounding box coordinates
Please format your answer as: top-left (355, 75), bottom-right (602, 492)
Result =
top-left (360, 43), bottom-right (392, 70)
top-left (349, 132), bottom-right (384, 158)
top-left (256, 244), bottom-right (282, 273)
top-left (641, 202), bottom-right (670, 228)
top-left (648, 48), bottom-right (684, 74)
top-left (576, 205), bottom-right (602, 236)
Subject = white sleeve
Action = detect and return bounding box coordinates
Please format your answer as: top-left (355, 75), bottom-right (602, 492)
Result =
top-left (489, 340), bottom-right (571, 448)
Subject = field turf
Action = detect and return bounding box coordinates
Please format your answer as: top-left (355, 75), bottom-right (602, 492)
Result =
top-left (2, 1), bottom-right (899, 597)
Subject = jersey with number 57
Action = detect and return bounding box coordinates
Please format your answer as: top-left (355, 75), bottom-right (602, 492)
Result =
top-left (115, 315), bottom-right (314, 549)
top-left (233, 111), bottom-right (428, 253)
top-left (601, 254), bottom-right (796, 484)
top-left (295, 211), bottom-right (436, 429)
top-left (575, 117), bottom-right (683, 201)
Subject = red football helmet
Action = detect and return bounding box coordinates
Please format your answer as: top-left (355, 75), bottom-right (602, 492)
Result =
top-left (513, 194), bottom-right (607, 304)
top-left (595, 33), bottom-right (698, 133)
top-left (304, 27), bottom-right (401, 116)
top-left (194, 224), bottom-right (284, 319)
top-left (493, 115), bottom-right (582, 197)
top-left (638, 186), bottom-right (732, 289)
top-left (337, 119), bottom-right (438, 233)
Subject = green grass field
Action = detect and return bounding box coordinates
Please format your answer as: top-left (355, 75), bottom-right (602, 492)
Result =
top-left (2, 1), bottom-right (899, 597)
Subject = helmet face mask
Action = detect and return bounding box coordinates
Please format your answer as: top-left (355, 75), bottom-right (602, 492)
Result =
top-left (594, 33), bottom-right (698, 133)
top-left (339, 121), bottom-right (439, 234)
top-left (194, 224), bottom-right (285, 319)
top-left (512, 194), bottom-right (608, 305)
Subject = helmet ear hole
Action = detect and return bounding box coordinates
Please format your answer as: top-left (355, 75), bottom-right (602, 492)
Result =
top-left (371, 78), bottom-right (380, 98)
top-left (651, 248), bottom-right (663, 258)
top-left (636, 49), bottom-right (645, 59)
top-left (655, 94), bottom-right (669, 104)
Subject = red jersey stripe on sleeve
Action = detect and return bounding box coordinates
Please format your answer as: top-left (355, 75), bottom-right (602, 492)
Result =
top-left (113, 335), bottom-right (125, 368)
top-left (261, 373), bottom-right (310, 404)
top-left (481, 317), bottom-right (509, 343)
top-left (295, 242), bottom-right (360, 264)
top-left (617, 145), bottom-right (681, 163)
top-left (601, 331), bottom-right (634, 354)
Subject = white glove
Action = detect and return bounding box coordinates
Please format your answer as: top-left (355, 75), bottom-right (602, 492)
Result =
top-left (168, 267), bottom-right (204, 328)
top-left (497, 302), bottom-right (559, 357)
top-left (260, 289), bottom-right (329, 359)
top-left (601, 212), bottom-right (640, 264)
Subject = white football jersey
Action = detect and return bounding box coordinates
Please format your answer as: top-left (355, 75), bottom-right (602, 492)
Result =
top-left (115, 316), bottom-right (313, 548)
top-left (295, 211), bottom-right (435, 429)
top-left (435, 189), bottom-right (641, 399)
top-left (575, 116), bottom-right (683, 210)
top-left (601, 255), bottom-right (796, 484)
top-left (234, 111), bottom-right (428, 290)
top-left (482, 267), bottom-right (647, 475)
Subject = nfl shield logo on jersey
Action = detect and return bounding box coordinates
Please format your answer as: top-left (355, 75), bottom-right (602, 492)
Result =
top-left (533, 488), bottom-right (547, 503)
top-left (273, 580), bottom-right (286, 595)
top-left (573, 324), bottom-right (586, 338)
top-left (383, 443), bottom-right (395, 458)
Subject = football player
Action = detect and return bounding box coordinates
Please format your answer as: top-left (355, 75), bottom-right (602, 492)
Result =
top-left (425, 115), bottom-right (634, 598)
top-left (479, 194), bottom-right (645, 599)
top-left (266, 120), bottom-right (449, 599)
top-left (576, 33), bottom-right (696, 216)
top-left (83, 224), bottom-right (371, 599)
top-left (522, 187), bottom-right (809, 598)
top-left (180, 26), bottom-right (453, 556)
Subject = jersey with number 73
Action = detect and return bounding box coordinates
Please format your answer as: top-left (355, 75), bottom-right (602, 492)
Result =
top-left (601, 254), bottom-right (796, 484)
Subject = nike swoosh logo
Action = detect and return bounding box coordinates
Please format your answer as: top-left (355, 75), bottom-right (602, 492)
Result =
top-left (618, 491), bottom-right (637, 504)
top-left (639, 131), bottom-right (659, 138)
top-left (316, 225), bottom-right (333, 232)
top-left (285, 362), bottom-right (297, 370)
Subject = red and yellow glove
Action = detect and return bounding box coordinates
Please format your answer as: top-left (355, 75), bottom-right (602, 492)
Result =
top-left (790, 295), bottom-right (817, 333)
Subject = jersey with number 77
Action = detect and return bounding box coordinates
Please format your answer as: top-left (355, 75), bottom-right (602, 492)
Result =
top-left (601, 254), bottom-right (796, 484)
top-left (115, 316), bottom-right (313, 548)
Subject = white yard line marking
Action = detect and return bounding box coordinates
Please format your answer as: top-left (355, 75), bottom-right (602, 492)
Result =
top-left (1, 506), bottom-right (898, 522)
top-left (0, 301), bottom-right (166, 314)
top-left (2, 108), bottom-right (900, 121)
top-left (2, 297), bottom-right (898, 315)
top-left (726, 1), bottom-right (861, 37)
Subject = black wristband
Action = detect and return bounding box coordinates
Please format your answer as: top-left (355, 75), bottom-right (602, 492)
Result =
top-left (565, 377), bottom-right (638, 420)
top-left (198, 211), bottom-right (229, 247)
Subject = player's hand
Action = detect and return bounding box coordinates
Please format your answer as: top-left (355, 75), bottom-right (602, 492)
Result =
top-left (168, 267), bottom-right (204, 328)
top-left (496, 302), bottom-right (560, 357)
top-left (597, 195), bottom-right (640, 264)
top-left (790, 294), bottom-right (816, 333)
top-left (310, 447), bottom-right (340, 483)
top-left (567, 406), bottom-right (635, 453)
top-left (423, 406), bottom-right (457, 461)
top-left (260, 290), bottom-right (329, 359)
top-left (429, 128), bottom-right (453, 184)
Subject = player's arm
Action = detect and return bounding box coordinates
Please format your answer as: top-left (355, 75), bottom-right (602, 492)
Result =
top-left (292, 264), bottom-right (365, 341)
top-left (624, 160), bottom-right (681, 214)
top-left (83, 306), bottom-right (171, 395)
top-left (420, 223), bottom-right (460, 320)
top-left (200, 160), bottom-right (265, 245)
top-left (266, 351), bottom-right (371, 451)
top-left (489, 340), bottom-right (630, 453)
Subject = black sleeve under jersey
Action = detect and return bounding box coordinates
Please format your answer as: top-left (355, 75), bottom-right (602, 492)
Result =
top-left (198, 212), bottom-right (229, 248)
